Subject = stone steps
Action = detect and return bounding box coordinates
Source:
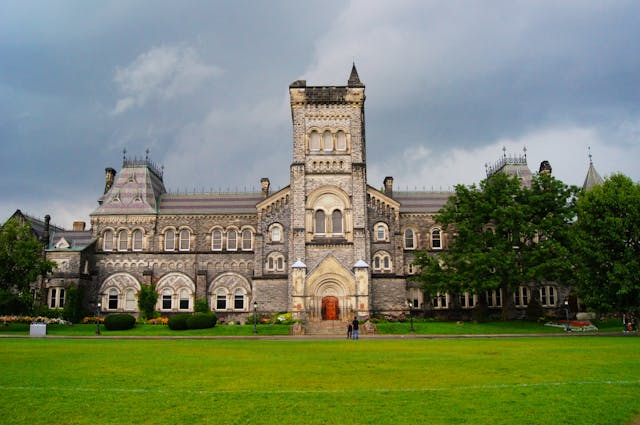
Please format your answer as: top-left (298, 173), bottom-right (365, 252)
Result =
top-left (305, 320), bottom-right (350, 336)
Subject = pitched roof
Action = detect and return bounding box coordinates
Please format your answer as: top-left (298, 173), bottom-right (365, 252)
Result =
top-left (394, 191), bottom-right (451, 213)
top-left (47, 230), bottom-right (94, 251)
top-left (159, 192), bottom-right (263, 215)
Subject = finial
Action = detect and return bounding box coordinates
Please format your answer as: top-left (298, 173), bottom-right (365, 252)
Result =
top-left (122, 148), bottom-right (127, 162)
top-left (523, 146), bottom-right (527, 159)
top-left (145, 148), bottom-right (150, 161)
top-left (502, 146), bottom-right (507, 158)
top-left (588, 146), bottom-right (593, 164)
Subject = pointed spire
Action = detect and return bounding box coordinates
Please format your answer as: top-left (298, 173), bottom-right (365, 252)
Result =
top-left (348, 63), bottom-right (364, 87)
top-left (582, 147), bottom-right (604, 191)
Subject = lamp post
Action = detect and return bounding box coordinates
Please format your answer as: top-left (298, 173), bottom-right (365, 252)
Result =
top-left (564, 300), bottom-right (570, 332)
top-left (96, 302), bottom-right (101, 335)
top-left (408, 300), bottom-right (415, 333)
top-left (253, 300), bottom-right (258, 335)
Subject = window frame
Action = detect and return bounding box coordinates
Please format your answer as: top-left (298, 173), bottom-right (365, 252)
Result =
top-left (103, 230), bottom-right (114, 252)
top-left (331, 210), bottom-right (343, 235)
top-left (164, 229), bottom-right (176, 252)
top-left (226, 229), bottom-right (238, 251)
top-left (404, 228), bottom-right (416, 250)
top-left (117, 230), bottom-right (128, 251)
top-left (108, 288), bottom-right (119, 310)
top-left (314, 210), bottom-right (326, 235)
top-left (211, 229), bottom-right (223, 251)
top-left (179, 229), bottom-right (190, 252)
top-left (241, 229), bottom-right (253, 251)
top-left (431, 228), bottom-right (442, 250)
top-left (132, 229), bottom-right (143, 252)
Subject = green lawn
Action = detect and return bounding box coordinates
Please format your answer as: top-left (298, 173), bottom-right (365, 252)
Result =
top-left (0, 318), bottom-right (622, 337)
top-left (1, 337), bottom-right (638, 424)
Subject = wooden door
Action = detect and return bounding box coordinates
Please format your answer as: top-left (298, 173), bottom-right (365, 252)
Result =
top-left (321, 296), bottom-right (339, 320)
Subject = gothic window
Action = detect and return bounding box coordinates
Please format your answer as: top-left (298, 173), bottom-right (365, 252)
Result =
top-left (118, 230), bottom-right (128, 251)
top-left (103, 230), bottom-right (114, 252)
top-left (132, 229), bottom-right (143, 251)
top-left (216, 288), bottom-right (227, 310)
top-left (164, 230), bottom-right (175, 251)
top-left (315, 210), bottom-right (326, 234)
top-left (108, 288), bottom-right (119, 310)
top-left (336, 130), bottom-right (347, 151)
top-left (309, 131), bottom-right (321, 151)
top-left (162, 289), bottom-right (173, 310)
top-left (125, 289), bottom-right (136, 310)
top-left (234, 289), bottom-right (245, 310)
top-left (179, 289), bottom-right (190, 310)
top-left (227, 230), bottom-right (238, 251)
top-left (266, 253), bottom-right (286, 272)
top-left (404, 228), bottom-right (416, 250)
top-left (458, 292), bottom-right (476, 309)
top-left (331, 210), bottom-right (343, 234)
top-left (211, 229), bottom-right (223, 251)
top-left (432, 292), bottom-right (448, 309)
top-left (373, 251), bottom-right (392, 272)
top-left (48, 288), bottom-right (65, 309)
top-left (242, 229), bottom-right (253, 251)
top-left (432, 228), bottom-right (442, 250)
top-left (179, 229), bottom-right (190, 251)
top-left (323, 130), bottom-right (333, 152)
top-left (485, 289), bottom-right (502, 307)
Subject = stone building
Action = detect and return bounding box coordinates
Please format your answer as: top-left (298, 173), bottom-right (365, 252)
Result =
top-left (14, 65), bottom-right (601, 322)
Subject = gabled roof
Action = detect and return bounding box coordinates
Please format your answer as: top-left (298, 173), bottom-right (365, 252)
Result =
top-left (47, 231), bottom-right (94, 251)
top-left (6, 210), bottom-right (64, 239)
top-left (394, 191), bottom-right (451, 214)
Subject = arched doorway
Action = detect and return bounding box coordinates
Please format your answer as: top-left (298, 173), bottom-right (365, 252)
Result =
top-left (321, 296), bottom-right (340, 320)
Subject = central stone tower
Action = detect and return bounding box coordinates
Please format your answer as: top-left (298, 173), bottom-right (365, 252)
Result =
top-left (288, 65), bottom-right (371, 321)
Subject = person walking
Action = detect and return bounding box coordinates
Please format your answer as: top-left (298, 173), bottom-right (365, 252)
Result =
top-left (352, 316), bottom-right (359, 340)
top-left (347, 323), bottom-right (353, 339)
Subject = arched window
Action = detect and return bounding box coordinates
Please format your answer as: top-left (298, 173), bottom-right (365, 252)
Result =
top-left (234, 289), bottom-right (245, 310)
top-left (315, 210), bottom-right (326, 234)
top-left (103, 230), bottom-right (114, 252)
top-left (323, 131), bottom-right (333, 152)
top-left (375, 223), bottom-right (387, 241)
top-left (178, 229), bottom-right (190, 251)
top-left (432, 228), bottom-right (442, 250)
top-left (404, 228), bottom-right (415, 250)
top-left (108, 288), bottom-right (119, 310)
top-left (267, 253), bottom-right (286, 272)
top-left (373, 251), bottom-right (392, 272)
top-left (227, 230), bottom-right (237, 251)
top-left (211, 229), bottom-right (223, 251)
top-left (270, 224), bottom-right (282, 243)
top-left (309, 131), bottom-right (321, 151)
top-left (336, 131), bottom-right (347, 151)
top-left (125, 289), bottom-right (136, 310)
top-left (118, 230), bottom-right (128, 251)
top-left (179, 289), bottom-right (190, 310)
top-left (162, 289), bottom-right (172, 310)
top-left (242, 229), bottom-right (253, 251)
top-left (132, 229), bottom-right (143, 251)
top-left (164, 230), bottom-right (175, 251)
top-left (331, 210), bottom-right (343, 234)
top-left (216, 288), bottom-right (227, 310)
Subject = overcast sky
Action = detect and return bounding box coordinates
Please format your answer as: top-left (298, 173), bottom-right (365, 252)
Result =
top-left (2, 0), bottom-right (639, 228)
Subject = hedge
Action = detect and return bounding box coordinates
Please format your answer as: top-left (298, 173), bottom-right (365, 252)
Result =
top-left (168, 312), bottom-right (217, 330)
top-left (168, 314), bottom-right (189, 330)
top-left (104, 313), bottom-right (136, 331)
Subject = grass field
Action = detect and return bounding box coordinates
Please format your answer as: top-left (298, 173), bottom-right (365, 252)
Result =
top-left (1, 336), bottom-right (639, 424)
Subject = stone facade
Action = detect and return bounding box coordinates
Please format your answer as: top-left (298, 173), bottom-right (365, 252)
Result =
top-left (32, 66), bottom-right (574, 322)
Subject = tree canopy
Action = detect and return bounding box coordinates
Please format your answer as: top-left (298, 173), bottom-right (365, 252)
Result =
top-left (0, 218), bottom-right (55, 294)
top-left (414, 172), bottom-right (578, 316)
top-left (572, 174), bottom-right (640, 313)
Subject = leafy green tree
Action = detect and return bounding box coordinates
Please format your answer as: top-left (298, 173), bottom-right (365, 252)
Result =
top-left (137, 283), bottom-right (158, 320)
top-left (0, 218), bottom-right (55, 313)
top-left (572, 174), bottom-right (640, 313)
top-left (414, 172), bottom-right (578, 319)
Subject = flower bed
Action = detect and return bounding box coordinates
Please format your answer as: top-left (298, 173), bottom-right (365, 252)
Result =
top-left (544, 320), bottom-right (598, 332)
top-left (1, 315), bottom-right (71, 325)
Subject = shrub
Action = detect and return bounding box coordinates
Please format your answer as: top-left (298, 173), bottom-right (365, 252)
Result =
top-left (104, 313), bottom-right (136, 330)
top-left (63, 285), bottom-right (87, 323)
top-left (168, 314), bottom-right (190, 330)
top-left (194, 298), bottom-right (210, 313)
top-left (186, 312), bottom-right (217, 329)
top-left (138, 284), bottom-right (158, 321)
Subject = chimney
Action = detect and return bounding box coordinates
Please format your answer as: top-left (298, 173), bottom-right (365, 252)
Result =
top-left (73, 221), bottom-right (86, 231)
top-left (42, 214), bottom-right (51, 247)
top-left (104, 168), bottom-right (116, 194)
top-left (383, 176), bottom-right (394, 197)
top-left (261, 178), bottom-right (270, 198)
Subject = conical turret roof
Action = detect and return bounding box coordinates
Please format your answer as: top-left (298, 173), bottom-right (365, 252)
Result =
top-left (348, 63), bottom-right (364, 87)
